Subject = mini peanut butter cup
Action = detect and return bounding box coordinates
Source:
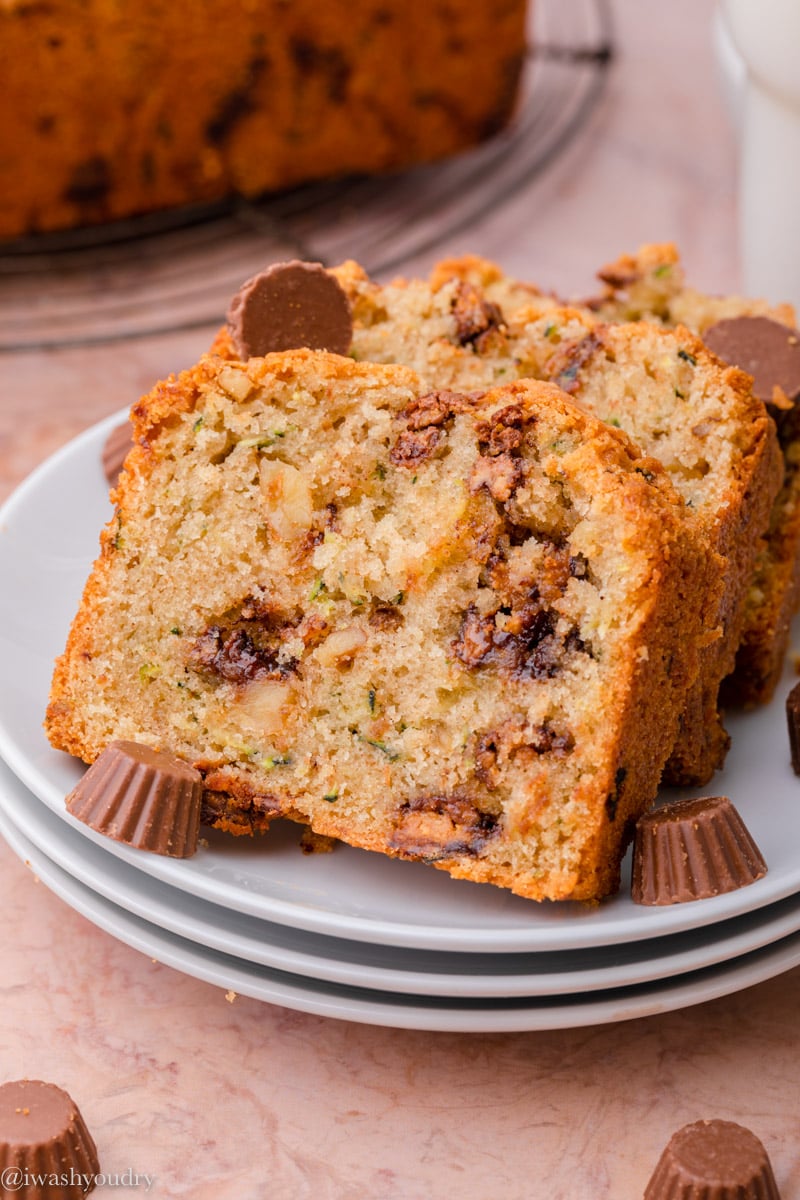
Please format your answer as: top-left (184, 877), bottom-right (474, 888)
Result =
top-left (0, 1079), bottom-right (100, 1199)
top-left (66, 740), bottom-right (202, 857)
top-left (632, 795), bottom-right (767, 905)
top-left (704, 315), bottom-right (800, 411)
top-left (645, 1119), bottom-right (781, 1199)
top-left (101, 420), bottom-right (133, 488)
top-left (226, 260), bottom-right (353, 358)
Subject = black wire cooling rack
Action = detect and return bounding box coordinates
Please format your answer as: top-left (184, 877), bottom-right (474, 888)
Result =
top-left (0, 0), bottom-right (613, 352)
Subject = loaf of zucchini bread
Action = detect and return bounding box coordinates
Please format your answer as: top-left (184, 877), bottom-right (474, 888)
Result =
top-left (212, 257), bottom-right (780, 785)
top-left (46, 351), bottom-right (714, 902)
top-left (0, 0), bottom-right (528, 239)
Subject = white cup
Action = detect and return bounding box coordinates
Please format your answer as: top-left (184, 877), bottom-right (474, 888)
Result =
top-left (721, 0), bottom-right (800, 309)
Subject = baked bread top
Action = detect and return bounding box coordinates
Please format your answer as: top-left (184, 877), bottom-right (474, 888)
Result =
top-left (590, 241), bottom-right (797, 332)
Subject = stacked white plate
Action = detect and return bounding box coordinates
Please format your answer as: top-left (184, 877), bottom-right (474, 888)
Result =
top-left (2, 413), bottom-right (800, 1032)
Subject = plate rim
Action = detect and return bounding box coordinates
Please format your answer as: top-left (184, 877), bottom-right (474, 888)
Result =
top-left (5, 756), bottom-right (800, 999)
top-left (3, 793), bottom-right (800, 1033)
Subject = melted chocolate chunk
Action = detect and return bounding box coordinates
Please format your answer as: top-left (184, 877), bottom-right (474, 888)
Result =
top-left (190, 626), bottom-right (287, 683)
top-left (548, 331), bottom-right (603, 394)
top-left (389, 793), bottom-right (498, 860)
top-left (201, 772), bottom-right (283, 834)
top-left (473, 733), bottom-right (501, 788)
top-left (468, 404), bottom-right (528, 500)
top-left (500, 607), bottom-right (560, 679)
top-left (368, 603), bottom-right (404, 631)
top-left (390, 389), bottom-right (486, 467)
top-left (189, 598), bottom-right (313, 685)
top-left (452, 605), bottom-right (496, 668)
top-left (402, 389), bottom-right (482, 429)
top-left (390, 426), bottom-right (443, 466)
top-left (451, 282), bottom-right (506, 348)
top-left (474, 720), bottom-right (573, 788)
top-left (452, 601), bottom-right (582, 681)
top-left (469, 452), bottom-right (522, 501)
top-left (475, 403), bottom-right (525, 455)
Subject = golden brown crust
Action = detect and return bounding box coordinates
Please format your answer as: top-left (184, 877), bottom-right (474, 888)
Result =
top-left (721, 464), bottom-right (800, 706)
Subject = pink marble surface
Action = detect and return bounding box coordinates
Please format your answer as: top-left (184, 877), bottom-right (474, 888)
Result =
top-left (3, 2), bottom-right (800, 1197)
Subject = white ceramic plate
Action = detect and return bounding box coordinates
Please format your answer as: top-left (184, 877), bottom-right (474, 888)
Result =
top-left (5, 790), bottom-right (800, 1032)
top-left (0, 413), bottom-right (798, 954)
top-left (7, 753), bottom-right (800, 999)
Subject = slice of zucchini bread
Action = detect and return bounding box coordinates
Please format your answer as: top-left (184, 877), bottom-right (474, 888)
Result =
top-left (221, 259), bottom-right (777, 785)
top-left (46, 351), bottom-right (713, 902)
top-left (588, 242), bottom-right (800, 707)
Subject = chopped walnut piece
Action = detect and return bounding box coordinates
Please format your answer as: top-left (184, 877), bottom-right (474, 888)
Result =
top-left (233, 677), bottom-right (294, 734)
top-left (315, 625), bottom-right (367, 667)
top-left (259, 459), bottom-right (314, 540)
top-left (295, 612), bottom-right (329, 648)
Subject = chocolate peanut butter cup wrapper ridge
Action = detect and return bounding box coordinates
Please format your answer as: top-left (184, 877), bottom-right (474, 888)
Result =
top-left (644, 1119), bottom-right (781, 1200)
top-left (704, 315), bottom-right (800, 411)
top-left (226, 260), bottom-right (353, 358)
top-left (66, 740), bottom-right (202, 857)
top-left (631, 795), bottom-right (767, 906)
top-left (0, 1079), bottom-right (100, 1199)
top-left (101, 420), bottom-right (134, 489)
